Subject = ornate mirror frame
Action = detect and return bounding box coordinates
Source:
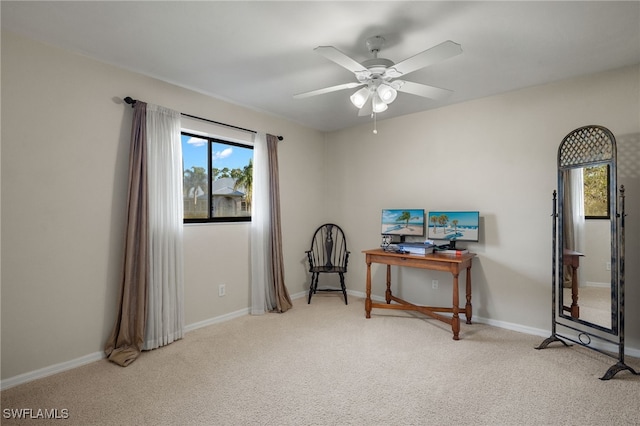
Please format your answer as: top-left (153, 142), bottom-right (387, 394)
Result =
top-left (558, 126), bottom-right (618, 333)
top-left (537, 125), bottom-right (638, 380)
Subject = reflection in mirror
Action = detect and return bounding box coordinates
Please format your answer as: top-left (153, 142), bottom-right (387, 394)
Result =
top-left (561, 166), bottom-right (613, 329)
top-left (584, 165), bottom-right (610, 218)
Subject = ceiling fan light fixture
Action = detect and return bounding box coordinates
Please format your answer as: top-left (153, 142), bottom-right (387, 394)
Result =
top-left (372, 92), bottom-right (388, 113)
top-left (350, 86), bottom-right (370, 109)
top-left (377, 84), bottom-right (398, 104)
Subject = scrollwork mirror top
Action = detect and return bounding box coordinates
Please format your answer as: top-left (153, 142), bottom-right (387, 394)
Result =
top-left (558, 125), bottom-right (615, 169)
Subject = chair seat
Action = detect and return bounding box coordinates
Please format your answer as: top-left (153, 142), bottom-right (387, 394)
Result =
top-left (310, 266), bottom-right (346, 274)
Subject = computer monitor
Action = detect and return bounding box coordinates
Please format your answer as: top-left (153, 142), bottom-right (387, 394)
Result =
top-left (427, 211), bottom-right (479, 249)
top-left (381, 209), bottom-right (425, 242)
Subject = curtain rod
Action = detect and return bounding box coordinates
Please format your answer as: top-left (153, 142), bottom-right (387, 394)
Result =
top-left (123, 97), bottom-right (283, 141)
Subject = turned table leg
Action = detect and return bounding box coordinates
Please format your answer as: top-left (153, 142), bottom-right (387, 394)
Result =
top-left (465, 264), bottom-right (473, 324)
top-left (385, 265), bottom-right (392, 303)
top-left (365, 259), bottom-right (372, 318)
top-left (452, 272), bottom-right (460, 340)
top-left (570, 264), bottom-right (580, 318)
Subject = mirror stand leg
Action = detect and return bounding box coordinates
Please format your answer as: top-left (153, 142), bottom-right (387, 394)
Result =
top-left (600, 362), bottom-right (640, 381)
top-left (535, 334), bottom-right (572, 350)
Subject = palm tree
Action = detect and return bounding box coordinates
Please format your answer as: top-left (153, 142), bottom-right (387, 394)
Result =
top-left (230, 168), bottom-right (243, 180)
top-left (397, 211), bottom-right (412, 228)
top-left (452, 219), bottom-right (459, 233)
top-left (437, 214), bottom-right (449, 234)
top-left (212, 168), bottom-right (221, 180)
top-left (430, 215), bottom-right (440, 234)
top-left (233, 159), bottom-right (253, 211)
top-left (183, 166), bottom-right (208, 205)
top-left (219, 167), bottom-right (232, 178)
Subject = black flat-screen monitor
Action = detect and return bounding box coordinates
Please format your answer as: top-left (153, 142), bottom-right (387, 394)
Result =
top-left (427, 211), bottom-right (479, 248)
top-left (381, 209), bottom-right (425, 242)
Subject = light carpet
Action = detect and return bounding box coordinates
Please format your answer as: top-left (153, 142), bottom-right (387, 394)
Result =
top-left (2, 295), bottom-right (639, 425)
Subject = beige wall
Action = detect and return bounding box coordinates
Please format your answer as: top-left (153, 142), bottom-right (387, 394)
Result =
top-left (583, 220), bottom-right (611, 287)
top-left (2, 30), bottom-right (639, 384)
top-left (325, 64), bottom-right (639, 344)
top-left (1, 31), bottom-right (326, 380)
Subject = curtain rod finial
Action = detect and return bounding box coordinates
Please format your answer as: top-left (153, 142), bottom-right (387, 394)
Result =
top-left (124, 96), bottom-right (137, 106)
top-left (277, 136), bottom-right (283, 141)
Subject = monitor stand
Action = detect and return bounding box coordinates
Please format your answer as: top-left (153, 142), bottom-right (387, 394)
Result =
top-left (436, 240), bottom-right (464, 251)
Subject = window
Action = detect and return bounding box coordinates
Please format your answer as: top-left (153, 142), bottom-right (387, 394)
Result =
top-left (182, 131), bottom-right (253, 223)
top-left (583, 164), bottom-right (609, 219)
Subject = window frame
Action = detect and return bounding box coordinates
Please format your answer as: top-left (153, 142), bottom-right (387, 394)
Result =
top-left (583, 163), bottom-right (610, 220)
top-left (182, 131), bottom-right (253, 224)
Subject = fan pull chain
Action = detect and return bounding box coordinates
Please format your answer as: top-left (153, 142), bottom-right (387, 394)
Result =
top-left (373, 112), bottom-right (378, 134)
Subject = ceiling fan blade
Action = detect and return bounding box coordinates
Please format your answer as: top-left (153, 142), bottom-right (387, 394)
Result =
top-left (358, 99), bottom-right (373, 117)
top-left (315, 46), bottom-right (368, 74)
top-left (396, 80), bottom-right (453, 100)
top-left (392, 40), bottom-right (462, 77)
top-left (293, 82), bottom-right (364, 99)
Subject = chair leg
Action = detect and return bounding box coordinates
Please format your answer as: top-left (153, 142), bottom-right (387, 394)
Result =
top-left (308, 273), bottom-right (317, 304)
top-left (339, 273), bottom-right (348, 305)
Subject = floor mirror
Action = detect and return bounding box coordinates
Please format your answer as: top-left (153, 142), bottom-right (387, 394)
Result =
top-left (536, 125), bottom-right (638, 380)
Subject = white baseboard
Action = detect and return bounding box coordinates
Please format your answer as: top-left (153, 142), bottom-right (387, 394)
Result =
top-left (290, 290), bottom-right (308, 300)
top-left (585, 281), bottom-right (610, 288)
top-left (0, 351), bottom-right (105, 391)
top-left (3, 289), bottom-right (638, 390)
top-left (2, 306), bottom-right (250, 391)
top-left (184, 307), bottom-right (250, 333)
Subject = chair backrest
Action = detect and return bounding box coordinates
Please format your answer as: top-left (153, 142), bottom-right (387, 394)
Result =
top-left (308, 223), bottom-right (349, 270)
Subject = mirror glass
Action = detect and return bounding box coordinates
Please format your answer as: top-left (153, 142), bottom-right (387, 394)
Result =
top-left (557, 127), bottom-right (617, 333)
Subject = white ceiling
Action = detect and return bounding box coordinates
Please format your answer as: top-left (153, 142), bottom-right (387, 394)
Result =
top-left (2, 1), bottom-right (639, 132)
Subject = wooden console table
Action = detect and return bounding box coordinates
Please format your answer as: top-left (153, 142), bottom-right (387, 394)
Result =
top-left (363, 248), bottom-right (476, 340)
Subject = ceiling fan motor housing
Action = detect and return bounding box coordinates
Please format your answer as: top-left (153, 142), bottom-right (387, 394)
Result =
top-left (362, 36), bottom-right (398, 78)
top-left (362, 58), bottom-right (395, 72)
top-left (365, 35), bottom-right (386, 54)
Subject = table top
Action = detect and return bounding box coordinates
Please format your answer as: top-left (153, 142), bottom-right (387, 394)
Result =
top-left (363, 248), bottom-right (476, 263)
top-left (563, 248), bottom-right (584, 257)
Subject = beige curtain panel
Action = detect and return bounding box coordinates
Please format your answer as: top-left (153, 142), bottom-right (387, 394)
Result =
top-left (104, 101), bottom-right (149, 367)
top-left (267, 134), bottom-right (292, 313)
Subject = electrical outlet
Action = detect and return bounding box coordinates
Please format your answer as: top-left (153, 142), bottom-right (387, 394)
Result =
top-left (218, 284), bottom-right (226, 297)
top-left (432, 280), bottom-right (438, 289)
top-left (606, 262), bottom-right (611, 271)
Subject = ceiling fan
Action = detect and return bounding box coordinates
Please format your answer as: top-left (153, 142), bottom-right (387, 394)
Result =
top-left (294, 36), bottom-right (462, 117)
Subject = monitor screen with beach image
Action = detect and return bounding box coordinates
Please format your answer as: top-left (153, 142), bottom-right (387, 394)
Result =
top-left (381, 209), bottom-right (425, 241)
top-left (427, 211), bottom-right (479, 246)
